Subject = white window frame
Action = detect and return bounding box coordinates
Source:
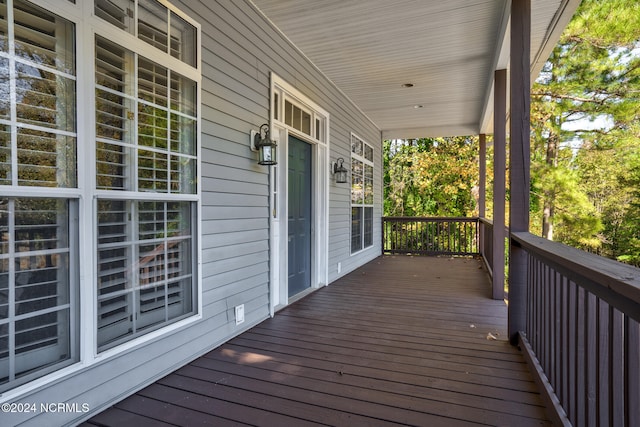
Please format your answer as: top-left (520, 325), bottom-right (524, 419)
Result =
top-left (0, 0), bottom-right (202, 400)
top-left (90, 0), bottom-right (202, 354)
top-left (0, 0), bottom-right (81, 395)
top-left (350, 132), bottom-right (374, 255)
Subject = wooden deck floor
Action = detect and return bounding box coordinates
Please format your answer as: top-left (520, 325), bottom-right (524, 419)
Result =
top-left (84, 256), bottom-right (550, 426)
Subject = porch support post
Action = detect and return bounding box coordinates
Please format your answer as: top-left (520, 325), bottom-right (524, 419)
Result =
top-left (509, 0), bottom-right (531, 344)
top-left (478, 133), bottom-right (486, 219)
top-left (493, 69), bottom-right (506, 300)
top-left (478, 133), bottom-right (486, 262)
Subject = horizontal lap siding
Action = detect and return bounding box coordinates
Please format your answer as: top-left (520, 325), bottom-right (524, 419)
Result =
top-left (11, 1), bottom-right (380, 425)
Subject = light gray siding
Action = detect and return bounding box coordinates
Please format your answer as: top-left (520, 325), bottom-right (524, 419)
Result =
top-left (7, 1), bottom-right (381, 425)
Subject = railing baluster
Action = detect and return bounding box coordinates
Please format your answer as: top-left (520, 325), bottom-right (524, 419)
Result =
top-left (597, 299), bottom-right (610, 426)
top-left (586, 292), bottom-right (597, 427)
top-left (560, 275), bottom-right (569, 412)
top-left (568, 279), bottom-right (576, 423)
top-left (551, 270), bottom-right (559, 398)
top-left (610, 308), bottom-right (623, 427)
top-left (626, 316), bottom-right (640, 427)
top-left (576, 284), bottom-right (586, 427)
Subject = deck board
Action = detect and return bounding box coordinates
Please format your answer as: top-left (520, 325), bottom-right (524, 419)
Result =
top-left (86, 256), bottom-right (550, 426)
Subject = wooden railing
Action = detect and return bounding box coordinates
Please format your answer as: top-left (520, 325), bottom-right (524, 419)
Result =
top-left (512, 232), bottom-right (640, 426)
top-left (382, 217), bottom-right (479, 255)
top-left (479, 218), bottom-right (494, 274)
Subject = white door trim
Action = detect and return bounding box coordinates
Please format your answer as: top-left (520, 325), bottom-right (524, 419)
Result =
top-left (269, 73), bottom-right (330, 315)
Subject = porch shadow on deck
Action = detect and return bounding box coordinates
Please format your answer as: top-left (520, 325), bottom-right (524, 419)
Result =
top-left (84, 256), bottom-right (550, 426)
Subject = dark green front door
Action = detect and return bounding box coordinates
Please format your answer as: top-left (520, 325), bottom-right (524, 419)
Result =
top-left (288, 135), bottom-right (312, 297)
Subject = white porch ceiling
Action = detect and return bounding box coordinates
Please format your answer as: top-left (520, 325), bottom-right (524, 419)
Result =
top-left (251, 0), bottom-right (580, 139)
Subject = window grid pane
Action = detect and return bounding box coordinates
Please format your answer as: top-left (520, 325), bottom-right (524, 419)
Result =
top-left (1, 1), bottom-right (77, 189)
top-left (96, 200), bottom-right (194, 351)
top-left (0, 125), bottom-right (11, 185)
top-left (138, 0), bottom-right (168, 53)
top-left (13, 0), bottom-right (75, 74)
top-left (0, 198), bottom-right (76, 393)
top-left (95, 0), bottom-right (135, 34)
top-left (351, 207), bottom-right (362, 253)
top-left (170, 11), bottom-right (196, 66)
top-left (95, 37), bottom-right (197, 194)
top-left (283, 99), bottom-right (313, 137)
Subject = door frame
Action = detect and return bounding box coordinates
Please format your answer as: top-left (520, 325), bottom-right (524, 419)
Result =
top-left (269, 73), bottom-right (330, 314)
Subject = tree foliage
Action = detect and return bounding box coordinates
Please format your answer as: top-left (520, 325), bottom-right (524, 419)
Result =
top-left (531, 0), bottom-right (640, 264)
top-left (383, 0), bottom-right (640, 266)
top-left (384, 137), bottom-right (479, 217)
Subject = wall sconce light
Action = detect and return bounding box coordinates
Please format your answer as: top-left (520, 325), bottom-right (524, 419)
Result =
top-left (332, 157), bottom-right (348, 183)
top-left (251, 123), bottom-right (277, 165)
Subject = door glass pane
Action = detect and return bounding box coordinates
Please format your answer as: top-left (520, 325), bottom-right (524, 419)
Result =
top-left (284, 100), bottom-right (293, 126)
top-left (301, 111), bottom-right (311, 135)
top-left (273, 93), bottom-right (279, 121)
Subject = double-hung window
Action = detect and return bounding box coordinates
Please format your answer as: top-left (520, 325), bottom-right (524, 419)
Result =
top-left (94, 0), bottom-right (199, 351)
top-left (0, 0), bottom-right (79, 392)
top-left (350, 134), bottom-right (374, 253)
top-left (0, 0), bottom-right (199, 392)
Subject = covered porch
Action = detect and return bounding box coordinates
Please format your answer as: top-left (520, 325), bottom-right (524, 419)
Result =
top-left (84, 256), bottom-right (550, 426)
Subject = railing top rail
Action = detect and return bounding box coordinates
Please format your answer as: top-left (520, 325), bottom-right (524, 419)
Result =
top-left (479, 217), bottom-right (493, 226)
top-left (383, 216), bottom-right (479, 221)
top-left (512, 231), bottom-right (640, 320)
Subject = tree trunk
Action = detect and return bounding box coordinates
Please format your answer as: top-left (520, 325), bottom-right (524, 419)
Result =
top-left (542, 132), bottom-right (558, 240)
top-left (542, 204), bottom-right (554, 240)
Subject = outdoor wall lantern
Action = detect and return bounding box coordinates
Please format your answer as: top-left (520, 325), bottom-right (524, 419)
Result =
top-left (251, 123), bottom-right (277, 165)
top-left (332, 157), bottom-right (348, 183)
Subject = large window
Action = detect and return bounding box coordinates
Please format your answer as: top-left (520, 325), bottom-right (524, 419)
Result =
top-left (0, 0), bottom-right (199, 391)
top-left (351, 134), bottom-right (374, 253)
top-left (0, 0), bottom-right (78, 392)
top-left (94, 0), bottom-right (198, 351)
